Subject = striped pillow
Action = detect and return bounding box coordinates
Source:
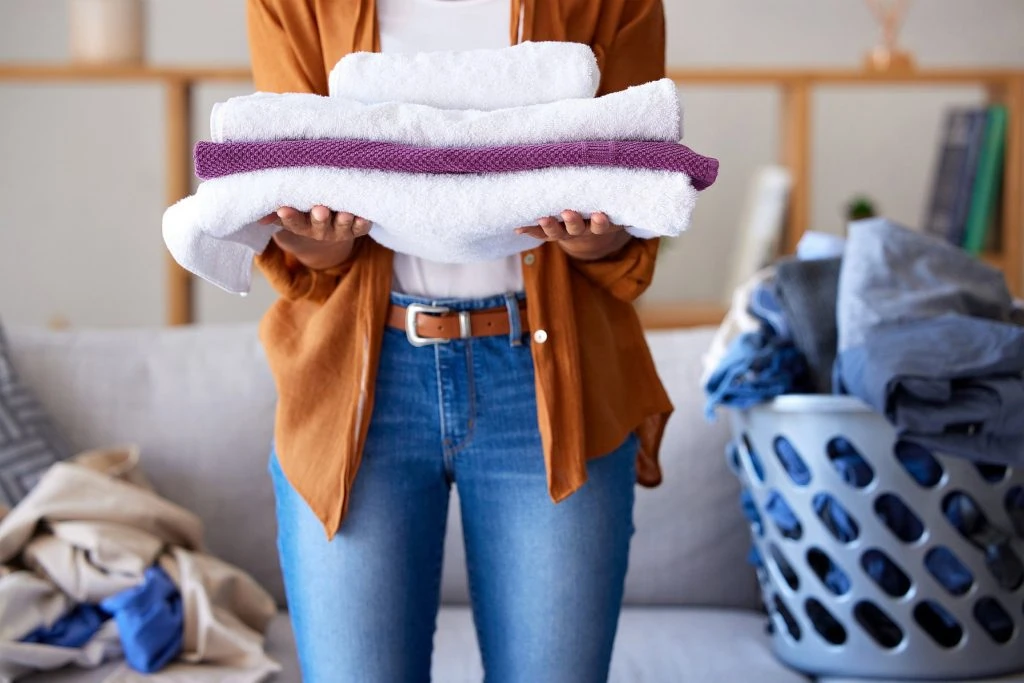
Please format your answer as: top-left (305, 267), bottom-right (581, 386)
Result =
top-left (0, 323), bottom-right (72, 507)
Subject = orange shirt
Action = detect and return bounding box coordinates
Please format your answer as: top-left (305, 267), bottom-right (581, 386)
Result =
top-left (247, 0), bottom-right (674, 538)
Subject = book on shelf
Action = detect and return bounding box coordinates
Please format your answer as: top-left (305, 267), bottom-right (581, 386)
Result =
top-left (922, 108), bottom-right (987, 245)
top-left (922, 104), bottom-right (1008, 255)
top-left (963, 105), bottom-right (1008, 255)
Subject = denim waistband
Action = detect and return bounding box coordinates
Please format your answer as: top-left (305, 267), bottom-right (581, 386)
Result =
top-left (389, 291), bottom-right (525, 311)
top-left (389, 291), bottom-right (528, 347)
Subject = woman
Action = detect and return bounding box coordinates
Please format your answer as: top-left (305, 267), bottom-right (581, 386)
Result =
top-left (248, 0), bottom-right (673, 681)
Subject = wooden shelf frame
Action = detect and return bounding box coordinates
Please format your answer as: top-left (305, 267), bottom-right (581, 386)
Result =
top-left (1, 63), bottom-right (1021, 328)
top-left (667, 67), bottom-right (1024, 300)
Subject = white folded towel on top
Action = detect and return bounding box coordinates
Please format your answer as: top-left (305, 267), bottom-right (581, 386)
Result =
top-left (328, 41), bottom-right (600, 109)
top-left (211, 80), bottom-right (682, 146)
top-left (162, 166), bottom-right (698, 295)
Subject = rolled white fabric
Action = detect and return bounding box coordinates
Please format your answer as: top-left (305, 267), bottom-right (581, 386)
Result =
top-left (211, 79), bottom-right (682, 147)
top-left (328, 41), bottom-right (600, 109)
top-left (163, 166), bottom-right (698, 295)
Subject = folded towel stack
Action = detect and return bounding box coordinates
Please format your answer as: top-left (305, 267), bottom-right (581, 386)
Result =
top-left (163, 42), bottom-right (720, 295)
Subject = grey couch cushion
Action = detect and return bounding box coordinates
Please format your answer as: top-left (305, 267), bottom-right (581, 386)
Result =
top-left (0, 322), bottom-right (72, 507)
top-left (7, 324), bottom-right (759, 613)
top-left (7, 324), bottom-right (283, 606)
top-left (433, 606), bottom-right (805, 683)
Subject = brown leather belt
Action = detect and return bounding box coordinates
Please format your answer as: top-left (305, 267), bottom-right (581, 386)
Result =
top-left (387, 302), bottom-right (528, 346)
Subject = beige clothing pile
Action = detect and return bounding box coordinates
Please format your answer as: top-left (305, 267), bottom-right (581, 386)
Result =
top-left (0, 447), bottom-right (280, 683)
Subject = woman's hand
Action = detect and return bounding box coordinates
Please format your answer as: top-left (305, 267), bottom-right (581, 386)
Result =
top-left (259, 206), bottom-right (371, 270)
top-left (516, 211), bottom-right (632, 261)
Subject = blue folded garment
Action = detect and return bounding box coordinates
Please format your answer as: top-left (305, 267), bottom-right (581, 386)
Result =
top-left (100, 565), bottom-right (184, 674)
top-left (836, 218), bottom-right (1024, 465)
top-left (704, 332), bottom-right (809, 417)
top-left (21, 604), bottom-right (109, 649)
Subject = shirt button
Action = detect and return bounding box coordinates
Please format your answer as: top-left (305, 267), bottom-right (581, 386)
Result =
top-left (533, 329), bottom-right (548, 344)
top-left (523, 253), bottom-right (536, 266)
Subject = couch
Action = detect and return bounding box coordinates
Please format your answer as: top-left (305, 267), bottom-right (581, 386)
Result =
top-left (0, 322), bottom-right (929, 682)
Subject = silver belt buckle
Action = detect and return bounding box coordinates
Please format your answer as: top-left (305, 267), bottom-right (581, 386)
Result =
top-left (405, 303), bottom-right (473, 347)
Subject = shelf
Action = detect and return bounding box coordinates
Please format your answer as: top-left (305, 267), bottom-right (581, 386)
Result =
top-left (637, 302), bottom-right (727, 330)
top-left (981, 251), bottom-right (1007, 271)
top-left (0, 63), bottom-right (251, 83)
top-left (666, 67), bottom-right (1023, 86)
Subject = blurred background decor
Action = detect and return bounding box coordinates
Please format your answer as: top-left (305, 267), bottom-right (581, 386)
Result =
top-left (69, 0), bottom-right (146, 65)
top-left (864, 0), bottom-right (915, 72)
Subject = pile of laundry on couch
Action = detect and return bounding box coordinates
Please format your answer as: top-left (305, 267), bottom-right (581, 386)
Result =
top-left (0, 447), bottom-right (279, 683)
top-left (703, 217), bottom-right (1024, 466)
top-left (162, 41), bottom-right (719, 294)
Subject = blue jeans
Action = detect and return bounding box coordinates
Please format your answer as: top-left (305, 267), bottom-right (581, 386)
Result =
top-left (270, 292), bottom-right (637, 683)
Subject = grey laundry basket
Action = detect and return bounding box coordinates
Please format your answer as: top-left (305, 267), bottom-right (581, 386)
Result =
top-left (727, 395), bottom-right (1024, 680)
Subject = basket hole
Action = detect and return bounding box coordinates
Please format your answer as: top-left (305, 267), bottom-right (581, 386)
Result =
top-left (894, 441), bottom-right (943, 488)
top-left (813, 493), bottom-right (859, 544)
top-left (740, 488), bottom-right (764, 537)
top-left (875, 493), bottom-right (924, 543)
top-left (925, 547), bottom-right (974, 597)
top-left (769, 543), bottom-right (800, 591)
top-left (826, 436), bottom-right (873, 488)
top-left (914, 601), bottom-right (963, 649)
top-left (975, 597), bottom-right (1014, 644)
top-left (766, 490), bottom-right (803, 541)
top-left (774, 436), bottom-right (811, 486)
top-left (742, 434), bottom-right (765, 483)
top-left (808, 547), bottom-right (850, 596)
top-left (862, 548), bottom-right (911, 598)
top-left (806, 598), bottom-right (847, 645)
top-left (1005, 486), bottom-right (1024, 538)
top-left (773, 594), bottom-right (802, 641)
top-left (976, 463), bottom-right (1008, 484)
top-left (944, 491), bottom-right (1024, 590)
top-left (727, 441), bottom-right (742, 474)
top-left (854, 601), bottom-right (903, 649)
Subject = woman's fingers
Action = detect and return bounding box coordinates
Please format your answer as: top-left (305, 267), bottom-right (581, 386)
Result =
top-left (538, 216), bottom-right (569, 240)
top-left (515, 225), bottom-right (548, 240)
top-left (561, 210), bottom-right (587, 236)
top-left (352, 217), bottom-right (372, 237)
top-left (590, 212), bottom-right (611, 235)
top-left (333, 211), bottom-right (357, 239)
top-left (276, 207), bottom-right (312, 236)
top-left (308, 205), bottom-right (332, 239)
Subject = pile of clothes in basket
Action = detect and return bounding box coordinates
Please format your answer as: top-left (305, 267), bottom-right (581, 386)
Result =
top-left (704, 217), bottom-right (1024, 649)
top-left (704, 216), bottom-right (1024, 466)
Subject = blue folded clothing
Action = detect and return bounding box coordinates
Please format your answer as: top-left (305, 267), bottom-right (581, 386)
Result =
top-left (704, 332), bottom-right (809, 417)
top-left (100, 565), bottom-right (184, 674)
top-left (836, 218), bottom-right (1024, 465)
top-left (21, 604), bottom-right (109, 649)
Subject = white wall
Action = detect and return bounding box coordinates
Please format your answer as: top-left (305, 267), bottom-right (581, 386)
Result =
top-left (1, 0), bottom-right (1022, 326)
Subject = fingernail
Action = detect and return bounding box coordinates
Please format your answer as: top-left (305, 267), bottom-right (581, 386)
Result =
top-left (276, 208), bottom-right (288, 218)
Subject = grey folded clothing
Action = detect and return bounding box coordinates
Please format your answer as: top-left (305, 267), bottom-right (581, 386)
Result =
top-left (836, 218), bottom-right (1024, 464)
top-left (773, 257), bottom-right (841, 393)
top-left (838, 315), bottom-right (1024, 464)
top-left (838, 218), bottom-right (1016, 351)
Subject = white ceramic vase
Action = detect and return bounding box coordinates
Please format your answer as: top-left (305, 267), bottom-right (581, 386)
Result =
top-left (69, 0), bottom-right (145, 65)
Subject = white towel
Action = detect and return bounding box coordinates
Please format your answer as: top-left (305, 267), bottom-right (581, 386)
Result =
top-left (328, 41), bottom-right (600, 110)
top-left (211, 80), bottom-right (681, 146)
top-left (163, 166), bottom-right (698, 295)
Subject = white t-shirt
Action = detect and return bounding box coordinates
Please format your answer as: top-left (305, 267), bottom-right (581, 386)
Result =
top-left (378, 0), bottom-right (525, 299)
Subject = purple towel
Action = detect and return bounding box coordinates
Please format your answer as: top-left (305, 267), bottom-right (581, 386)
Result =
top-left (193, 139), bottom-right (719, 190)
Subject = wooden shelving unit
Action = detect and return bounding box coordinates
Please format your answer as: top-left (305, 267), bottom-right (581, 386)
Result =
top-left (0, 64), bottom-right (252, 326)
top-left (1, 64), bottom-right (1021, 328)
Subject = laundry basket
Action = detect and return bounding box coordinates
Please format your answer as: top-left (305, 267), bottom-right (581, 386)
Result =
top-left (727, 395), bottom-right (1024, 680)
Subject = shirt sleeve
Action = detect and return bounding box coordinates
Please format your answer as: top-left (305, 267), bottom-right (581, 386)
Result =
top-left (247, 0), bottom-right (341, 300)
top-left (571, 0), bottom-right (667, 302)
